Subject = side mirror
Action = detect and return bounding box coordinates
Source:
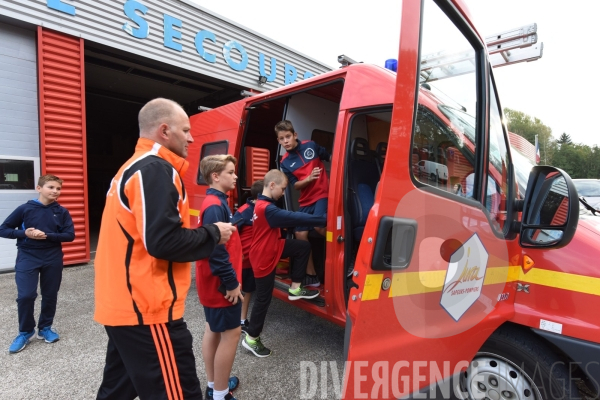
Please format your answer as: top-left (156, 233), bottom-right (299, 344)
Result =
top-left (520, 166), bottom-right (579, 248)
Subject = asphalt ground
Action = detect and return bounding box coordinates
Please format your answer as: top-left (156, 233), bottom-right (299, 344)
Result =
top-left (0, 263), bottom-right (345, 400)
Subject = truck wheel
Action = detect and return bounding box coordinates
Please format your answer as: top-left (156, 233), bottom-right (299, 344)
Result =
top-left (459, 325), bottom-right (578, 400)
top-left (430, 173), bottom-right (436, 182)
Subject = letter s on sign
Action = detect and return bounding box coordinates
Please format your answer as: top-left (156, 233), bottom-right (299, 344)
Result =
top-left (123, 0), bottom-right (149, 39)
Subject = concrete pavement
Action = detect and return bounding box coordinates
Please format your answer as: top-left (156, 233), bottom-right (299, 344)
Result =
top-left (0, 264), bottom-right (345, 399)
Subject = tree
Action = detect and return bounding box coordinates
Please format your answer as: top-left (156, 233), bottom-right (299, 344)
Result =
top-left (557, 133), bottom-right (572, 145)
top-left (504, 108), bottom-right (553, 164)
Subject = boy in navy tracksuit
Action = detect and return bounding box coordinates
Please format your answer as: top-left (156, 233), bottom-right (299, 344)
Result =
top-left (277, 120), bottom-right (330, 287)
top-left (196, 155), bottom-right (242, 400)
top-left (0, 174), bottom-right (74, 354)
top-left (242, 170), bottom-right (326, 358)
top-left (232, 180), bottom-right (264, 334)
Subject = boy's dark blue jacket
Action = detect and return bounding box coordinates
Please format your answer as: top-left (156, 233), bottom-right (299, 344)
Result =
top-left (0, 199), bottom-right (75, 249)
top-left (201, 188), bottom-right (238, 289)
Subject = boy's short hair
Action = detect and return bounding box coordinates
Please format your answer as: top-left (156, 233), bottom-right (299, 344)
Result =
top-left (274, 120), bottom-right (295, 135)
top-left (38, 174), bottom-right (63, 187)
top-left (264, 170), bottom-right (287, 187)
top-left (250, 180), bottom-right (264, 199)
top-left (200, 154), bottom-right (237, 184)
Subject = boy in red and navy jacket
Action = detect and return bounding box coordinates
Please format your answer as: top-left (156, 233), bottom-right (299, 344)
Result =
top-left (197, 155), bottom-right (242, 400)
top-left (277, 120), bottom-right (330, 287)
top-left (232, 179), bottom-right (263, 334)
top-left (242, 170), bottom-right (326, 358)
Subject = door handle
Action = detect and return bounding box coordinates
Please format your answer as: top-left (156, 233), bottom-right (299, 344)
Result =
top-left (337, 235), bottom-right (345, 243)
top-left (371, 216), bottom-right (418, 270)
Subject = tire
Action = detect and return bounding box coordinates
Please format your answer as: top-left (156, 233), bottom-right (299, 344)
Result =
top-left (459, 325), bottom-right (579, 400)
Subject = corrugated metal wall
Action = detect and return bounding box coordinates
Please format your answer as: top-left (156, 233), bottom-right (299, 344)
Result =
top-left (1, 0), bottom-right (332, 92)
top-left (508, 132), bottom-right (536, 164)
top-left (37, 27), bottom-right (90, 265)
top-left (0, 22), bottom-right (40, 271)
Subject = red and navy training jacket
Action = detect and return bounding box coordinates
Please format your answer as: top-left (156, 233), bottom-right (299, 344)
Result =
top-left (196, 188), bottom-right (242, 308)
top-left (249, 194), bottom-right (327, 278)
top-left (280, 139), bottom-right (330, 207)
top-left (232, 197), bottom-right (255, 269)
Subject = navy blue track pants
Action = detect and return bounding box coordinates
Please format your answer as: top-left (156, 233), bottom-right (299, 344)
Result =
top-left (15, 246), bottom-right (63, 332)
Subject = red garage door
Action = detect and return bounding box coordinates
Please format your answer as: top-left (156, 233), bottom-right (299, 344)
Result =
top-left (37, 27), bottom-right (89, 265)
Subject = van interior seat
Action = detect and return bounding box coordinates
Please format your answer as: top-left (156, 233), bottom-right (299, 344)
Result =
top-left (348, 137), bottom-right (379, 242)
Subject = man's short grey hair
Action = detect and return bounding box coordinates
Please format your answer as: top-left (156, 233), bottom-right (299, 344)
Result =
top-left (138, 98), bottom-right (183, 134)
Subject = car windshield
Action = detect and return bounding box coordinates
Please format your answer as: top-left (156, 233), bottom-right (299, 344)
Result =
top-left (573, 180), bottom-right (600, 197)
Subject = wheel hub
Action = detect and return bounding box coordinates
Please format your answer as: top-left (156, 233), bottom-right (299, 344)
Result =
top-left (462, 354), bottom-right (539, 400)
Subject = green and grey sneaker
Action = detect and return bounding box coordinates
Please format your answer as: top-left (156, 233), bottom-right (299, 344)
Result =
top-left (288, 286), bottom-right (320, 301)
top-left (242, 335), bottom-right (272, 358)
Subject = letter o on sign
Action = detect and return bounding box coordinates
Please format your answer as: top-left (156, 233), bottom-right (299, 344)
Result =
top-left (222, 40), bottom-right (248, 71)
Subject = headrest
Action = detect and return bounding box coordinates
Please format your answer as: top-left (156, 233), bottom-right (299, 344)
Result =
top-left (376, 142), bottom-right (387, 159)
top-left (350, 137), bottom-right (373, 161)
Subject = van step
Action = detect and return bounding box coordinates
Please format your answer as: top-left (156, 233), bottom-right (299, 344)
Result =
top-left (274, 281), bottom-right (325, 307)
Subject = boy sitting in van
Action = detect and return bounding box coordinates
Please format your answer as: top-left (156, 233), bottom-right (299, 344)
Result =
top-left (197, 155), bottom-right (243, 400)
top-left (276, 120), bottom-right (330, 287)
top-left (232, 179), bottom-right (264, 334)
top-left (243, 169), bottom-right (326, 357)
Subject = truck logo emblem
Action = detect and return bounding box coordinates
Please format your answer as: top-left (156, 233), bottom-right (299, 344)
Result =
top-left (304, 148), bottom-right (315, 160)
top-left (440, 233), bottom-right (488, 321)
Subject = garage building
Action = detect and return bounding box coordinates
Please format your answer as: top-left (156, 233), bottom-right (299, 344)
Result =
top-left (0, 0), bottom-right (331, 271)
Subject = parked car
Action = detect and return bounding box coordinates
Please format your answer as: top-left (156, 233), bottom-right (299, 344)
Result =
top-left (573, 179), bottom-right (600, 211)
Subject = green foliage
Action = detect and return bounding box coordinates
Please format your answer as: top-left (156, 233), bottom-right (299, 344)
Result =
top-left (557, 133), bottom-right (572, 145)
top-left (504, 107), bottom-right (553, 164)
top-left (504, 107), bottom-right (599, 178)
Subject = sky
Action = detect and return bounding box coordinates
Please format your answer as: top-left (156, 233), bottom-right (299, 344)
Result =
top-left (191, 0), bottom-right (600, 147)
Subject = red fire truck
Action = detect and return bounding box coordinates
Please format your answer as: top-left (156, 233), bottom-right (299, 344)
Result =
top-left (184, 0), bottom-right (596, 398)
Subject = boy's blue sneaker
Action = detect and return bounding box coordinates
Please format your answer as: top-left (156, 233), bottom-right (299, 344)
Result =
top-left (37, 326), bottom-right (60, 343)
top-left (8, 330), bottom-right (35, 354)
top-left (224, 392), bottom-right (237, 400)
top-left (206, 376), bottom-right (240, 399)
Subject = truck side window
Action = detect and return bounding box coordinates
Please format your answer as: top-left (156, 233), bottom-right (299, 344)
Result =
top-left (196, 140), bottom-right (229, 185)
top-left (412, 0), bottom-right (478, 200)
top-left (486, 75), bottom-right (511, 232)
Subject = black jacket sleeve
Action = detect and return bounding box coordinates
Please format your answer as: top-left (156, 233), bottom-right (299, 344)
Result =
top-left (129, 159), bottom-right (220, 263)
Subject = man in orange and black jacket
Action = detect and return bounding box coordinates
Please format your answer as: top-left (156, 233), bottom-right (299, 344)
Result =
top-left (94, 98), bottom-right (236, 400)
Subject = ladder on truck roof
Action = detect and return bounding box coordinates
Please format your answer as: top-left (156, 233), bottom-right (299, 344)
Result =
top-left (420, 23), bottom-right (543, 82)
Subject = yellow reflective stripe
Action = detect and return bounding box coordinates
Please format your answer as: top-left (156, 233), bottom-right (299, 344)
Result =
top-left (326, 231), bottom-right (333, 242)
top-left (518, 269), bottom-right (600, 296)
top-left (389, 270), bottom-right (445, 297)
top-left (372, 266), bottom-right (600, 299)
top-left (483, 266), bottom-right (521, 285)
top-left (388, 267), bottom-right (518, 298)
top-left (189, 208), bottom-right (199, 217)
top-left (362, 274), bottom-right (384, 301)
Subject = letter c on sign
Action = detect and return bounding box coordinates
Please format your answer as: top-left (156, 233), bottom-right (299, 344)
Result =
top-left (222, 40), bottom-right (248, 72)
top-left (195, 30), bottom-right (217, 63)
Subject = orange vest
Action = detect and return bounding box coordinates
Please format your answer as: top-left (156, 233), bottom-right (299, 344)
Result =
top-left (94, 138), bottom-right (197, 326)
